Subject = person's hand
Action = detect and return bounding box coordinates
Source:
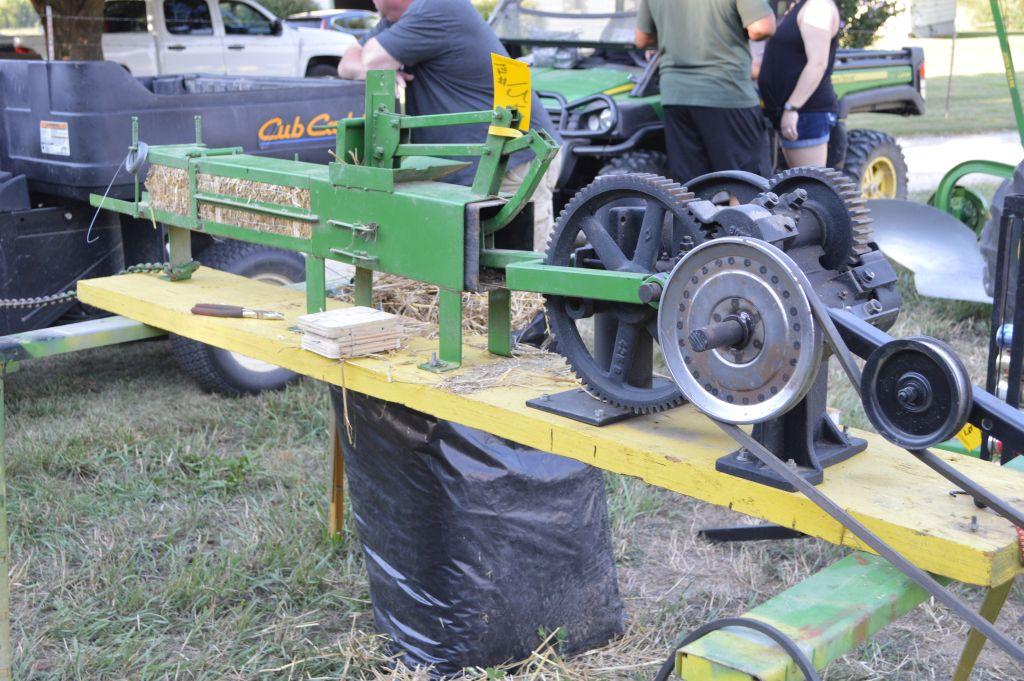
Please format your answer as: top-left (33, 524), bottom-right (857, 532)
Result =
top-left (397, 69), bottom-right (414, 84)
top-left (781, 109), bottom-right (799, 141)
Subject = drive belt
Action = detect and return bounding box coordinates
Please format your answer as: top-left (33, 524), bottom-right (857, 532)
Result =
top-left (710, 264), bottom-right (1024, 665)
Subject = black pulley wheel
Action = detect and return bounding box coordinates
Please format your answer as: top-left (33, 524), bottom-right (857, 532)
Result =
top-left (544, 173), bottom-right (703, 413)
top-left (861, 337), bottom-right (972, 449)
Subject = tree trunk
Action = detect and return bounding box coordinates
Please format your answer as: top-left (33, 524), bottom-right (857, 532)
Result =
top-left (30, 0), bottom-right (105, 61)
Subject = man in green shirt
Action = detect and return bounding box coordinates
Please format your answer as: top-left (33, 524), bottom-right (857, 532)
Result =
top-left (636, 0), bottom-right (776, 184)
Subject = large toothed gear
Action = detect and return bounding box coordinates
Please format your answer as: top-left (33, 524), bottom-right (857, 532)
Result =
top-left (543, 173), bottom-right (703, 413)
top-left (768, 166), bottom-right (874, 269)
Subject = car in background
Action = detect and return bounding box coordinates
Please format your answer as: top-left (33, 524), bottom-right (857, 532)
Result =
top-left (285, 9), bottom-right (377, 40)
top-left (14, 0), bottom-right (356, 77)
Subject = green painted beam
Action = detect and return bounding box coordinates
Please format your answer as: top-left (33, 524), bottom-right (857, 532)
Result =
top-left (480, 248), bottom-right (544, 269)
top-left (0, 316), bottom-right (164, 366)
top-left (505, 261), bottom-right (647, 303)
top-left (677, 553), bottom-right (932, 681)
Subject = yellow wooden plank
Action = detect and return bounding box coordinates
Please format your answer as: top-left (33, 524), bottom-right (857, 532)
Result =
top-left (77, 268), bottom-right (1024, 586)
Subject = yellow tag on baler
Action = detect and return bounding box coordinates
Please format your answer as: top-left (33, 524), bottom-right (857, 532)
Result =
top-left (491, 53), bottom-right (531, 132)
top-left (956, 422), bottom-right (983, 452)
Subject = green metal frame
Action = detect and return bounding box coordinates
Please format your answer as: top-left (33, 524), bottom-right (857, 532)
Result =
top-left (89, 69), bottom-right (663, 372)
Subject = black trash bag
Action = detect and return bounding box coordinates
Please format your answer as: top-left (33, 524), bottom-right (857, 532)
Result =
top-left (331, 388), bottom-right (625, 678)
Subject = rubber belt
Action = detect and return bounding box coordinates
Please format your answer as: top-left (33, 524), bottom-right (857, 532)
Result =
top-left (708, 264), bottom-right (1024, 664)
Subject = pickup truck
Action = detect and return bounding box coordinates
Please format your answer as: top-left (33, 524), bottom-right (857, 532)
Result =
top-left (14, 0), bottom-right (355, 77)
top-left (491, 0), bottom-right (925, 202)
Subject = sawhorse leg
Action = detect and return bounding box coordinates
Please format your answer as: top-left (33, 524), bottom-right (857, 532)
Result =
top-left (0, 374), bottom-right (11, 680)
top-left (328, 413), bottom-right (345, 540)
top-left (952, 578), bottom-right (1015, 680)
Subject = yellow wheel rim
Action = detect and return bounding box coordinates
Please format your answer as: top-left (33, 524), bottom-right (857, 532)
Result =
top-left (860, 156), bottom-right (898, 199)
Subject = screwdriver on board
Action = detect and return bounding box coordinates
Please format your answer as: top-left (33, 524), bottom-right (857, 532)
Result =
top-left (191, 303), bottom-right (285, 320)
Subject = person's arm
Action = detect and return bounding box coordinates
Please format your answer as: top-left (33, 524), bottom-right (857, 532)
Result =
top-left (338, 43), bottom-right (365, 79)
top-left (738, 0), bottom-right (775, 40)
top-left (779, 0), bottom-right (838, 140)
top-left (746, 14), bottom-right (776, 40)
top-left (749, 39), bottom-right (765, 79)
top-left (635, 29), bottom-right (656, 49)
top-left (635, 0), bottom-right (657, 49)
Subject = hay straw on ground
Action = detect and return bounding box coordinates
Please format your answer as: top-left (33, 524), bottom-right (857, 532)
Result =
top-left (330, 272), bottom-right (547, 336)
top-left (331, 272), bottom-right (577, 393)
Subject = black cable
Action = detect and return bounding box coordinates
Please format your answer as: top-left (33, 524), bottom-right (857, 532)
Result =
top-left (652, 616), bottom-right (820, 681)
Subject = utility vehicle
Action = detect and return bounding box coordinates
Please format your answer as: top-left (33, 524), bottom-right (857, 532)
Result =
top-left (490, 0), bottom-right (924, 202)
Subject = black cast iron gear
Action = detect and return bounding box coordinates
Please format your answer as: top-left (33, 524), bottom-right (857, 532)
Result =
top-left (768, 166), bottom-right (874, 269)
top-left (544, 173), bottom-right (703, 413)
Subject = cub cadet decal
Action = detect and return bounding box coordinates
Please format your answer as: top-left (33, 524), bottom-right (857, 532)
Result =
top-left (258, 112), bottom-right (352, 148)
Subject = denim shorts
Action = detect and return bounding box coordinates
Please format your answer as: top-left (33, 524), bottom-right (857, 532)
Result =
top-left (781, 111), bottom-right (837, 149)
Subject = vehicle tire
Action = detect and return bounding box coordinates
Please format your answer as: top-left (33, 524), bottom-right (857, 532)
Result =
top-left (306, 62), bottom-right (339, 78)
top-left (842, 129), bottom-right (908, 200)
top-left (170, 240), bottom-right (306, 397)
top-left (597, 150), bottom-right (668, 178)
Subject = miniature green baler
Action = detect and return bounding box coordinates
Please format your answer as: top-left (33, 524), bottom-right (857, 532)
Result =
top-left (92, 69), bottom-right (575, 371)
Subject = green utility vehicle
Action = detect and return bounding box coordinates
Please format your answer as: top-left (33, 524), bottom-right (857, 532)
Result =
top-left (490, 0), bottom-right (924, 203)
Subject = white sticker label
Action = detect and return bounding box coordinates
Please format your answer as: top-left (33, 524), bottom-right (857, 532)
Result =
top-left (40, 120), bottom-right (70, 156)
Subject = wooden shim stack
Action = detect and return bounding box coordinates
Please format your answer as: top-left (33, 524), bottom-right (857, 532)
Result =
top-left (298, 306), bottom-right (406, 359)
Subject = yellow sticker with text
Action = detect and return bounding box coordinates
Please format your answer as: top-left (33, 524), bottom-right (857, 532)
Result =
top-left (491, 53), bottom-right (531, 131)
top-left (957, 422), bottom-right (983, 452)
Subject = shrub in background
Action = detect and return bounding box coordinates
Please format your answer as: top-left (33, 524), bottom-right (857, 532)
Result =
top-left (260, 0), bottom-right (316, 19)
top-left (837, 0), bottom-right (903, 48)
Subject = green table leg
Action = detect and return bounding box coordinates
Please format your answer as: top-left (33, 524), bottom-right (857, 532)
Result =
top-left (488, 288), bottom-right (512, 357)
top-left (354, 267), bottom-right (373, 308)
top-left (952, 578), bottom-right (1015, 681)
top-left (306, 256), bottom-right (327, 313)
top-left (165, 227), bottom-right (198, 281)
top-left (420, 289), bottom-right (462, 372)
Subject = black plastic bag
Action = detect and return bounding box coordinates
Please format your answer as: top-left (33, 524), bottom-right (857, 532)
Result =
top-left (331, 388), bottom-right (625, 677)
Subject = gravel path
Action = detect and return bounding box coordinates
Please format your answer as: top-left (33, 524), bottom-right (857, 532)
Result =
top-left (899, 130), bottom-right (1022, 192)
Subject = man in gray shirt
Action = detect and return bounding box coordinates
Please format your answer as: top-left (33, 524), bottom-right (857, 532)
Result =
top-left (338, 0), bottom-right (562, 250)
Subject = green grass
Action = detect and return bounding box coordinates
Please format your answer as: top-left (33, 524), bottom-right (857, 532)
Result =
top-left (846, 35), bottom-right (1024, 137)
top-left (5, 277), bottom-right (1022, 678)
top-left (849, 71), bottom-right (1018, 137)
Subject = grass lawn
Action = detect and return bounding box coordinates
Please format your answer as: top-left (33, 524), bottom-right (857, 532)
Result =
top-left (848, 35), bottom-right (1024, 137)
top-left (7, 270), bottom-right (1023, 678)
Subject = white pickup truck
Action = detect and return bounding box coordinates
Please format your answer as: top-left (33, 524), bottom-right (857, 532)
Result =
top-left (16, 0), bottom-right (355, 77)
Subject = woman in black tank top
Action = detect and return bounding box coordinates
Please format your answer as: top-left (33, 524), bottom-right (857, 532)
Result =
top-left (757, 0), bottom-right (840, 167)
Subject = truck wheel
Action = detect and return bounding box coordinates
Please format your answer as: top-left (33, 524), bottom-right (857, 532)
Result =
top-left (306, 63), bottom-right (339, 78)
top-left (170, 240), bottom-right (305, 397)
top-left (842, 129), bottom-right (908, 200)
top-left (597, 150), bottom-right (668, 178)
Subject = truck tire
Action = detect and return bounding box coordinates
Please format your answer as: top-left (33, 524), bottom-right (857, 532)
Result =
top-left (842, 129), bottom-right (908, 200)
top-left (306, 63), bottom-right (339, 78)
top-left (597, 150), bottom-right (668, 178)
top-left (170, 241), bottom-right (305, 396)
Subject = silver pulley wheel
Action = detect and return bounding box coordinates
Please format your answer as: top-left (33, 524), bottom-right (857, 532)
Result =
top-left (657, 237), bottom-right (822, 424)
